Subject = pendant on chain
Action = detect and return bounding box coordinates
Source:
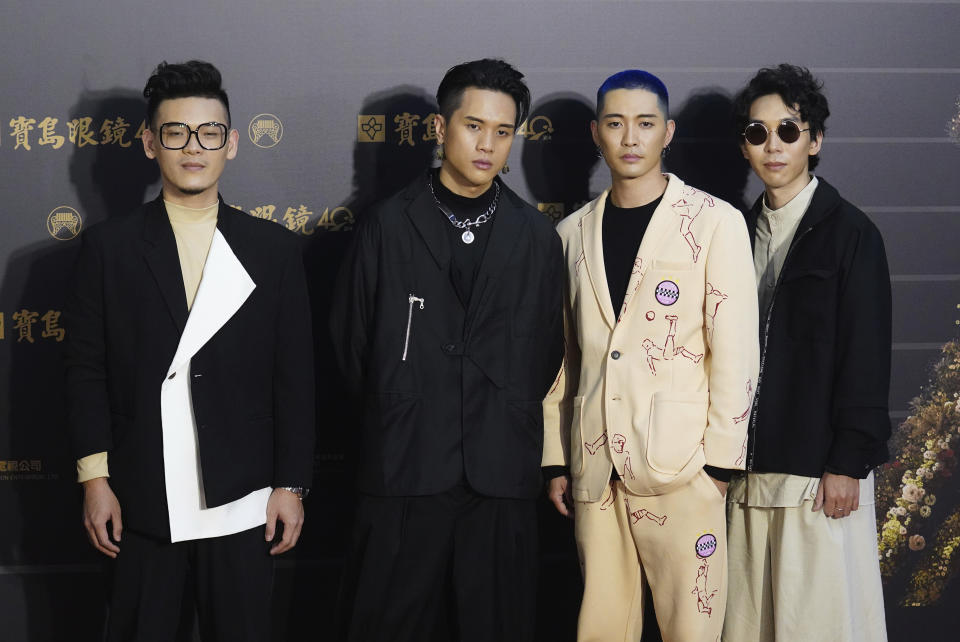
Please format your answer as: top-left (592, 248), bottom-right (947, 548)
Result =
top-left (461, 230), bottom-right (475, 244)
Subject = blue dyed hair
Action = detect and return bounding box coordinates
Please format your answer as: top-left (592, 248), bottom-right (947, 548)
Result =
top-left (596, 70), bottom-right (669, 119)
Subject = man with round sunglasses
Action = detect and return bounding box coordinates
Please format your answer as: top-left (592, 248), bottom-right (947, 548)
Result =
top-left (64, 60), bottom-right (315, 641)
top-left (542, 69), bottom-right (759, 641)
top-left (723, 64), bottom-right (890, 641)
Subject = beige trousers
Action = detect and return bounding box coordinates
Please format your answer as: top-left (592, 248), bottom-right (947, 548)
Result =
top-left (723, 499), bottom-right (887, 642)
top-left (575, 471), bottom-right (728, 642)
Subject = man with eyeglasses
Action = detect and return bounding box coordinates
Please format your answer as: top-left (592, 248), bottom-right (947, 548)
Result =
top-left (723, 64), bottom-right (890, 642)
top-left (64, 60), bottom-right (315, 641)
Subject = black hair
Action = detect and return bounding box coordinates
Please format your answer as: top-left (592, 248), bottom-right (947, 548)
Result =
top-left (596, 69), bottom-right (669, 119)
top-left (732, 63), bottom-right (829, 170)
top-left (143, 60), bottom-right (231, 127)
top-left (436, 58), bottom-right (530, 129)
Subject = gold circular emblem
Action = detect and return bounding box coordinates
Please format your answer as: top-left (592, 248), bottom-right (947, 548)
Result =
top-left (248, 113), bottom-right (283, 148)
top-left (47, 206), bottom-right (82, 241)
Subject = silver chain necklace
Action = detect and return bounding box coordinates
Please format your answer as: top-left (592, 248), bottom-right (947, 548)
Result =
top-left (429, 175), bottom-right (500, 244)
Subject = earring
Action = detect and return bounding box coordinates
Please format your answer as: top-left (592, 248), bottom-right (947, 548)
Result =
top-left (596, 146), bottom-right (603, 159)
top-left (434, 146), bottom-right (444, 161)
top-left (501, 162), bottom-right (510, 174)
top-left (661, 144), bottom-right (671, 158)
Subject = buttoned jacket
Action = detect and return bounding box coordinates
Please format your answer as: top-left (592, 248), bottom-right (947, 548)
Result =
top-left (543, 174), bottom-right (759, 501)
top-left (64, 197), bottom-right (316, 539)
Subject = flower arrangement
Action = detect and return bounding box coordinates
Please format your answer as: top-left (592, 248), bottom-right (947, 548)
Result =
top-left (876, 338), bottom-right (960, 605)
top-left (949, 96), bottom-right (960, 146)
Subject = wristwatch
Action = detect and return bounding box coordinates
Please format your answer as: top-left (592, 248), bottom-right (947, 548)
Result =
top-left (278, 486), bottom-right (309, 499)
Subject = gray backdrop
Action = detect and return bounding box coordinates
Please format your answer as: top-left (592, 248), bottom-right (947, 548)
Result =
top-left (1, 1), bottom-right (958, 640)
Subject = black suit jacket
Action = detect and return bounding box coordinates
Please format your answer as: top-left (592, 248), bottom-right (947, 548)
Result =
top-left (330, 173), bottom-right (564, 500)
top-left (64, 196), bottom-right (316, 540)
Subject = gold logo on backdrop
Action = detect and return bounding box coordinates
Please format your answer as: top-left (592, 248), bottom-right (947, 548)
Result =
top-left (249, 114), bottom-right (283, 148)
top-left (47, 206), bottom-right (82, 240)
top-left (518, 115), bottom-right (554, 141)
top-left (538, 203), bottom-right (565, 224)
top-left (357, 115), bottom-right (386, 143)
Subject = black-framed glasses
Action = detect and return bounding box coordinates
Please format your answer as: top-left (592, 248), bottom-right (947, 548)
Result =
top-left (158, 122), bottom-right (228, 150)
top-left (742, 120), bottom-right (810, 146)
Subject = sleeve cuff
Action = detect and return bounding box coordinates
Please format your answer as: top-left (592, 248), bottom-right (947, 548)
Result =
top-left (703, 465), bottom-right (734, 483)
top-left (77, 451), bottom-right (109, 483)
top-left (542, 465), bottom-right (570, 482)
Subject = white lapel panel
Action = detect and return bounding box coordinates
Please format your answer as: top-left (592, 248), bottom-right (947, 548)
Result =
top-left (161, 230), bottom-right (269, 542)
top-left (166, 230), bottom-right (255, 378)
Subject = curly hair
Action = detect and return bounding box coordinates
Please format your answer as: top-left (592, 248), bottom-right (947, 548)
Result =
top-left (732, 64), bottom-right (829, 170)
top-left (143, 60), bottom-right (231, 127)
top-left (436, 58), bottom-right (530, 129)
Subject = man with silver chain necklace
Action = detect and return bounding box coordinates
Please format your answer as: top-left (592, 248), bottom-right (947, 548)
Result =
top-left (331, 58), bottom-right (564, 642)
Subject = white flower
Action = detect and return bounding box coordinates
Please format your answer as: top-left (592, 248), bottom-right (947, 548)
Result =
top-left (896, 506), bottom-right (908, 516)
top-left (924, 450), bottom-right (937, 460)
top-left (900, 526), bottom-right (908, 534)
top-left (903, 483), bottom-right (923, 502)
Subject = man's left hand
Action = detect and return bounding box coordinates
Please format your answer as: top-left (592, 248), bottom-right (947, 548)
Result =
top-left (813, 472), bottom-right (859, 519)
top-left (265, 488), bottom-right (305, 555)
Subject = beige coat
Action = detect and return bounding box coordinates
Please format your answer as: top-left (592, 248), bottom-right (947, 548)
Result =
top-left (543, 174), bottom-right (759, 502)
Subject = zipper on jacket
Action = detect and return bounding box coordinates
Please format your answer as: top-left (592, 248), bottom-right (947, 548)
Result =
top-left (747, 225), bottom-right (813, 470)
top-left (402, 294), bottom-right (425, 361)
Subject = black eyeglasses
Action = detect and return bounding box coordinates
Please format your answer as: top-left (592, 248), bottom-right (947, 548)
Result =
top-left (742, 120), bottom-right (810, 146)
top-left (158, 122), bottom-right (228, 150)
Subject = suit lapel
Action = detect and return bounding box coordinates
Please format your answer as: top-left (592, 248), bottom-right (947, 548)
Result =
top-left (404, 175), bottom-right (451, 271)
top-left (580, 192), bottom-right (616, 329)
top-left (166, 229), bottom-right (256, 376)
top-left (142, 197), bottom-right (189, 334)
top-left (464, 180), bottom-right (526, 325)
top-left (617, 175), bottom-right (685, 322)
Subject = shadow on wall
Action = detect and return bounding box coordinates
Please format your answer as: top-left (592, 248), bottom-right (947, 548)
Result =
top-left (521, 92), bottom-right (600, 222)
top-left (665, 89), bottom-right (750, 214)
top-left (0, 89), bottom-right (158, 641)
top-left (289, 86), bottom-right (437, 642)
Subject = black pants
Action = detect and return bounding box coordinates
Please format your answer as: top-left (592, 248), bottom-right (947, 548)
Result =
top-left (106, 525), bottom-right (274, 642)
top-left (341, 484), bottom-right (538, 642)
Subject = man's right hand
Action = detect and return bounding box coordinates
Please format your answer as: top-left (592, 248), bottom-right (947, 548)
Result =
top-left (82, 477), bottom-right (122, 558)
top-left (547, 475), bottom-right (574, 519)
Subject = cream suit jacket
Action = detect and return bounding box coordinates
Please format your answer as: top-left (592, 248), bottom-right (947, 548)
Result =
top-left (543, 174), bottom-right (760, 502)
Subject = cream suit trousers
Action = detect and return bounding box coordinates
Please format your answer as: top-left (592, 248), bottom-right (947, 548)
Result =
top-left (576, 471), bottom-right (728, 641)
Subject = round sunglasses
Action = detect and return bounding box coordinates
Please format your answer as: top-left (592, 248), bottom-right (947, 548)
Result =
top-left (742, 120), bottom-right (810, 146)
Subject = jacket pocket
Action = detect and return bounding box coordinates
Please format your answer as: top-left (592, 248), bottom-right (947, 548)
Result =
top-left (645, 391), bottom-right (708, 475)
top-left (401, 294), bottom-right (425, 361)
top-left (652, 260), bottom-right (694, 272)
top-left (570, 396), bottom-right (585, 475)
top-left (780, 267), bottom-right (837, 343)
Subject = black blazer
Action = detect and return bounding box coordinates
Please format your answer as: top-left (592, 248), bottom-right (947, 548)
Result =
top-left (330, 173), bottom-right (564, 500)
top-left (64, 196), bottom-right (316, 540)
top-left (744, 178), bottom-right (891, 478)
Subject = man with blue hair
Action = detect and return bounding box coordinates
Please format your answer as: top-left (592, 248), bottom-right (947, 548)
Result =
top-left (543, 69), bottom-right (759, 640)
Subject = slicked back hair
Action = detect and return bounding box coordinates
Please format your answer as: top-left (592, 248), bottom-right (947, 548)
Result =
top-left (732, 63), bottom-right (830, 170)
top-left (436, 58), bottom-right (530, 129)
top-left (596, 69), bottom-right (669, 119)
top-left (143, 60), bottom-right (231, 128)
